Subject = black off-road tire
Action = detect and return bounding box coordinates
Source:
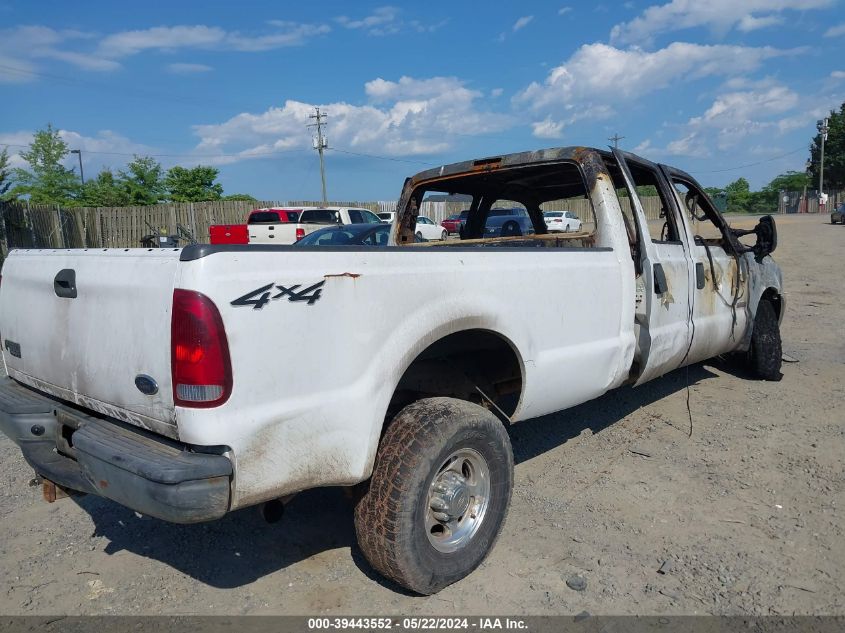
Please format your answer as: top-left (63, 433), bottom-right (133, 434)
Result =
top-left (354, 397), bottom-right (513, 595)
top-left (747, 299), bottom-right (782, 380)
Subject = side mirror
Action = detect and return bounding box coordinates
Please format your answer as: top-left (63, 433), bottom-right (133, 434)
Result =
top-left (753, 215), bottom-right (777, 259)
top-left (731, 215), bottom-right (777, 260)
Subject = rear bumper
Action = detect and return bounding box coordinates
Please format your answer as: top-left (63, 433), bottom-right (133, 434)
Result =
top-left (0, 378), bottom-right (232, 523)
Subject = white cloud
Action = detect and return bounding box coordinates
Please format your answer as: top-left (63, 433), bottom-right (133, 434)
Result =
top-left (57, 129), bottom-right (156, 158)
top-left (227, 22), bottom-right (331, 52)
top-left (490, 87), bottom-right (504, 98)
top-left (685, 85), bottom-right (799, 149)
top-left (824, 22), bottom-right (845, 37)
top-left (0, 26), bottom-right (119, 79)
top-left (99, 25), bottom-right (223, 56)
top-left (558, 7), bottom-right (573, 15)
top-left (167, 62), bottom-right (213, 74)
top-left (0, 131), bottom-right (37, 168)
top-left (98, 22), bottom-right (330, 57)
top-left (633, 139), bottom-right (653, 153)
top-left (1, 22), bottom-right (330, 81)
top-left (666, 132), bottom-right (708, 157)
top-left (191, 76), bottom-right (514, 164)
top-left (831, 70), bottom-right (845, 79)
top-left (513, 16), bottom-right (534, 31)
top-left (365, 76), bottom-right (472, 102)
top-left (659, 82), bottom-right (826, 157)
top-left (514, 42), bottom-right (792, 114)
top-left (737, 14), bottom-right (784, 31)
top-left (610, 0), bottom-right (832, 45)
top-left (531, 117), bottom-right (565, 139)
top-left (335, 7), bottom-right (402, 36)
top-left (410, 19), bottom-right (449, 33)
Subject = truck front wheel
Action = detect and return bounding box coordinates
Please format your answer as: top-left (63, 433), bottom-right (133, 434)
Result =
top-left (747, 299), bottom-right (782, 380)
top-left (354, 397), bottom-right (513, 594)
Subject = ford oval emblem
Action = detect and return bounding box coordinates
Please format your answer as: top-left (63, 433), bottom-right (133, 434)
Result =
top-left (135, 374), bottom-right (159, 396)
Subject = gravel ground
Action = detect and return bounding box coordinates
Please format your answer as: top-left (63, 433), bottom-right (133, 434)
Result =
top-left (0, 214), bottom-right (842, 615)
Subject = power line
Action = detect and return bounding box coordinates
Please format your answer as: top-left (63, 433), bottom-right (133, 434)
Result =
top-left (329, 148), bottom-right (432, 165)
top-left (695, 146), bottom-right (806, 174)
top-left (608, 133), bottom-right (625, 149)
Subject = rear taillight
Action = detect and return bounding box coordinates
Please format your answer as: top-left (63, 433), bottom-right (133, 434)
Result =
top-left (553, 218), bottom-right (562, 222)
top-left (171, 289), bottom-right (232, 408)
top-left (295, 228), bottom-right (305, 241)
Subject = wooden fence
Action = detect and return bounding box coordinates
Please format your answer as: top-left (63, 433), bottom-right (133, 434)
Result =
top-left (0, 199), bottom-right (387, 263)
top-left (0, 191), bottom-right (798, 266)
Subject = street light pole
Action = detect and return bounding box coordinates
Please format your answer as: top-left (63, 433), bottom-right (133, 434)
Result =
top-left (817, 118), bottom-right (829, 212)
top-left (70, 149), bottom-right (85, 184)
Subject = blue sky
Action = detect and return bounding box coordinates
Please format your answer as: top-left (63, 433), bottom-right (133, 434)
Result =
top-left (1, 0), bottom-right (844, 200)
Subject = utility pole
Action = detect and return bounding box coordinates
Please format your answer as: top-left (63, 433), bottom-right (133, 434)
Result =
top-left (817, 117), bottom-right (829, 213)
top-left (608, 133), bottom-right (625, 149)
top-left (70, 149), bottom-right (85, 184)
top-left (307, 107), bottom-right (329, 204)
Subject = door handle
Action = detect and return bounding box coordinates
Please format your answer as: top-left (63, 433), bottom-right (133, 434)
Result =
top-left (653, 263), bottom-right (668, 295)
top-left (54, 269), bottom-right (77, 298)
top-left (695, 262), bottom-right (706, 289)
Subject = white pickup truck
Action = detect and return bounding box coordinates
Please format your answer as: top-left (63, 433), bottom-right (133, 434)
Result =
top-left (248, 206), bottom-right (383, 244)
top-left (0, 147), bottom-right (783, 594)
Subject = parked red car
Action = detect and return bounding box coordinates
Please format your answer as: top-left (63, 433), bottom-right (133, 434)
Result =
top-left (209, 208), bottom-right (302, 245)
top-left (208, 224), bottom-right (249, 244)
top-left (441, 210), bottom-right (469, 234)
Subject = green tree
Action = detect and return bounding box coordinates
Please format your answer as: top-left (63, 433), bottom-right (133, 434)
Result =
top-left (724, 177), bottom-right (751, 213)
top-left (11, 124), bottom-right (80, 204)
top-left (222, 193), bottom-right (256, 201)
top-left (0, 147), bottom-right (14, 201)
top-left (78, 170), bottom-right (130, 207)
top-left (763, 171), bottom-right (810, 193)
top-left (808, 101), bottom-right (845, 191)
top-left (165, 165), bottom-right (224, 202)
top-left (118, 155), bottom-right (165, 205)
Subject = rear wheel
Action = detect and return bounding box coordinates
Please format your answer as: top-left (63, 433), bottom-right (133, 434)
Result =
top-left (747, 300), bottom-right (782, 380)
top-left (354, 397), bottom-right (513, 595)
top-left (415, 231), bottom-right (423, 241)
top-left (441, 230), bottom-right (447, 241)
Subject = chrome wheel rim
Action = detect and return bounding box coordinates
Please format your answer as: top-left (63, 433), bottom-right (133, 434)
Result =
top-left (425, 448), bottom-right (490, 553)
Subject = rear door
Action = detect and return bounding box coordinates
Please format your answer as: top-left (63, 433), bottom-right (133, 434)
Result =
top-left (612, 149), bottom-right (694, 385)
top-left (0, 250), bottom-right (181, 436)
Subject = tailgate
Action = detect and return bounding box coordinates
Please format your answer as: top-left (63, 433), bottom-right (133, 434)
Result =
top-left (0, 249), bottom-right (181, 437)
top-left (248, 223), bottom-right (296, 244)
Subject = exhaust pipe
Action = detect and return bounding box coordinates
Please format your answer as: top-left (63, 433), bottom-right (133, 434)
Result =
top-left (261, 499), bottom-right (286, 524)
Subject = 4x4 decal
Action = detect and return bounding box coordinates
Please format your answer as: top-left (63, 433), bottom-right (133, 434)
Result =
top-left (231, 281), bottom-right (325, 310)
